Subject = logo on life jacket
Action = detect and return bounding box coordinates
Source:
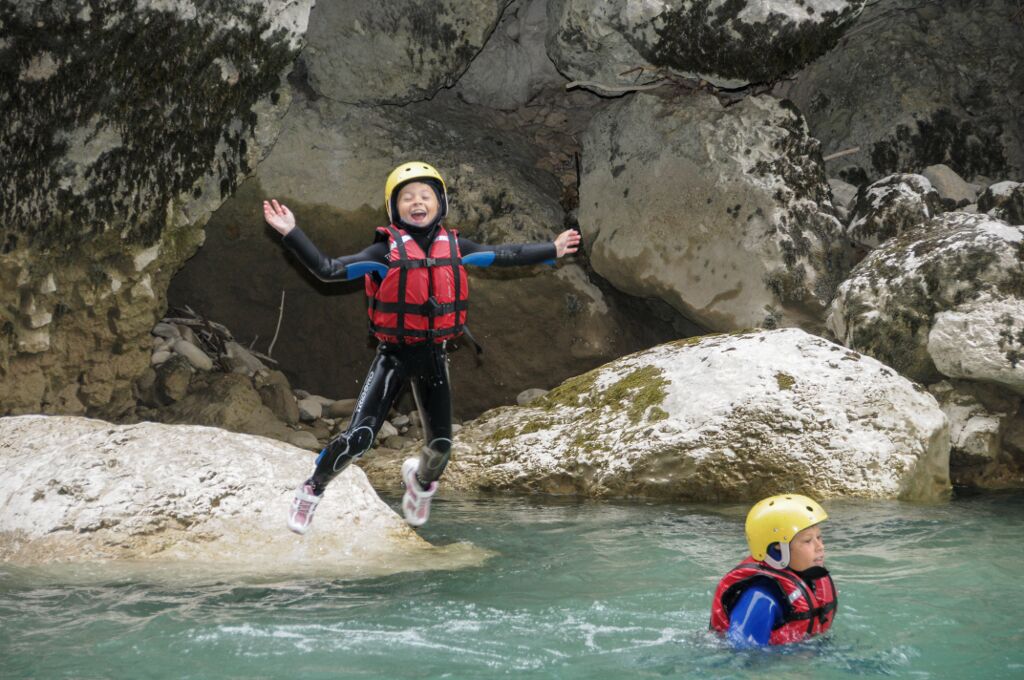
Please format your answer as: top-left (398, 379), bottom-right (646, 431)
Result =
top-left (709, 556), bottom-right (838, 645)
top-left (365, 225), bottom-right (469, 344)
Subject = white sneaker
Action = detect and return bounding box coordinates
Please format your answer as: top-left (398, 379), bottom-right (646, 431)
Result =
top-left (287, 483), bottom-right (321, 535)
top-left (401, 458), bottom-right (438, 527)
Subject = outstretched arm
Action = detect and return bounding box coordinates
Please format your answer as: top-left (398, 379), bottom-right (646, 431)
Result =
top-left (262, 199), bottom-right (387, 281)
top-left (458, 229), bottom-right (581, 267)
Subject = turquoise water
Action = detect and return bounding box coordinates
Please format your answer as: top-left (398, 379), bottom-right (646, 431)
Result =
top-left (2, 493), bottom-right (1023, 679)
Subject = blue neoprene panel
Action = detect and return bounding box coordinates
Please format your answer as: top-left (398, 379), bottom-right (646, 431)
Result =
top-left (726, 584), bottom-right (783, 648)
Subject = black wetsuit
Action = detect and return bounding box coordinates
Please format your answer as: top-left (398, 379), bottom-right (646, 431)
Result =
top-left (282, 225), bottom-right (556, 494)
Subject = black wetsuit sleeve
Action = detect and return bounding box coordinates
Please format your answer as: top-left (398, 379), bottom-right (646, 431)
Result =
top-left (281, 227), bottom-right (389, 281)
top-left (458, 237), bottom-right (556, 266)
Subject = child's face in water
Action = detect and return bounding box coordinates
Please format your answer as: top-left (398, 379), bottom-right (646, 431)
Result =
top-left (787, 524), bottom-right (825, 571)
top-left (397, 181), bottom-right (439, 227)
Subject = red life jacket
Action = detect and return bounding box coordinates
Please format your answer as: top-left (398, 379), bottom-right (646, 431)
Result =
top-left (709, 556), bottom-right (837, 645)
top-left (365, 225), bottom-right (469, 344)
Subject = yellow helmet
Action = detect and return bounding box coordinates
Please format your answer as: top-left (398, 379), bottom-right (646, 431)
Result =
top-left (745, 494), bottom-right (827, 569)
top-left (384, 161), bottom-right (448, 222)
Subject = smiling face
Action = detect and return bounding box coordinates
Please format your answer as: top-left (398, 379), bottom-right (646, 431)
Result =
top-left (786, 524), bottom-right (825, 571)
top-left (396, 181), bottom-right (439, 227)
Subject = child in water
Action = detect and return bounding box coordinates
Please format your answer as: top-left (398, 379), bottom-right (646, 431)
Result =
top-left (710, 494), bottom-right (837, 647)
top-left (262, 162), bottom-right (581, 534)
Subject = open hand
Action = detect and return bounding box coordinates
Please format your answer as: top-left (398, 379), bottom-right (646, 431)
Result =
top-left (554, 228), bottom-right (582, 258)
top-left (262, 199), bottom-right (295, 236)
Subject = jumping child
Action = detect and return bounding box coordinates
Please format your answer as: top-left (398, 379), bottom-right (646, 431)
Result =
top-left (710, 493), bottom-right (838, 647)
top-left (262, 162), bottom-right (581, 534)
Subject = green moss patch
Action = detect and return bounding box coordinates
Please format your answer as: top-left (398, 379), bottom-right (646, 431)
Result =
top-left (2, 4), bottom-right (299, 251)
top-left (775, 372), bottom-right (796, 390)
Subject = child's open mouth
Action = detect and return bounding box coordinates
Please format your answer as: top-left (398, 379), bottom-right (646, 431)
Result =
top-left (410, 209), bottom-right (427, 221)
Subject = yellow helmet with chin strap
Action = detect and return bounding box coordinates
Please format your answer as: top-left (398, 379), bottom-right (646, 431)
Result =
top-left (384, 161), bottom-right (448, 222)
top-left (745, 494), bottom-right (827, 569)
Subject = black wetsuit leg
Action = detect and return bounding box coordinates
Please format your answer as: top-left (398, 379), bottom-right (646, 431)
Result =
top-left (307, 346), bottom-right (408, 494)
top-left (409, 343), bottom-right (453, 486)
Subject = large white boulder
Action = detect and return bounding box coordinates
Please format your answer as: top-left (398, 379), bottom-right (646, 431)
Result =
top-left (0, 416), bottom-right (486, 576)
top-left (928, 296), bottom-right (1024, 395)
top-left (448, 328), bottom-right (950, 502)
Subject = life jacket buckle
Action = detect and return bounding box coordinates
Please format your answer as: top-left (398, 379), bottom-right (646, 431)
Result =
top-left (426, 296), bottom-right (442, 317)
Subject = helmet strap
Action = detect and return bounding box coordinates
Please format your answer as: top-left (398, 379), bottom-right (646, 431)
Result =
top-left (763, 542), bottom-right (790, 569)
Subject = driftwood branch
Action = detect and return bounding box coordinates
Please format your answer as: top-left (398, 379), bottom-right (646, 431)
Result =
top-left (267, 290), bottom-right (285, 357)
top-left (822, 147), bottom-right (862, 162)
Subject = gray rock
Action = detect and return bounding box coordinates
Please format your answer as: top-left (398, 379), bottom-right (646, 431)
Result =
top-left (256, 370), bottom-right (300, 426)
top-left (224, 341), bottom-right (267, 376)
top-left (172, 339), bottom-right (214, 371)
top-left (377, 421), bottom-right (399, 442)
top-left (175, 324), bottom-right (198, 346)
top-left (150, 350), bottom-right (172, 366)
top-left (580, 92), bottom-right (849, 332)
top-left (828, 178), bottom-right (858, 218)
top-left (301, 0), bottom-right (505, 105)
top-left (152, 322), bottom-right (180, 340)
top-left (328, 398), bottom-right (358, 419)
top-left (922, 164), bottom-right (979, 208)
top-left (383, 435), bottom-right (416, 450)
top-left (150, 373), bottom-right (302, 449)
top-left (391, 414), bottom-right (411, 428)
top-left (297, 397), bottom-right (322, 422)
top-left (286, 429), bottom-right (321, 451)
top-left (454, 0), bottom-right (565, 110)
top-left (846, 174), bottom-right (944, 249)
top-left (154, 355), bottom-right (193, 404)
top-left (516, 387), bottom-right (548, 406)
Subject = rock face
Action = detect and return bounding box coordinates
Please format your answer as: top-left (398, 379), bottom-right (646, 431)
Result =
top-left (828, 213), bottom-right (1024, 384)
top-left (930, 381), bottom-right (1024, 490)
top-left (546, 0), bottom-right (865, 90)
top-left (0, 0), bottom-right (313, 418)
top-left (300, 0), bottom-right (508, 105)
top-left (0, 415), bottom-right (485, 575)
top-left (579, 92), bottom-right (849, 332)
top-left (779, 0), bottom-right (1024, 185)
top-left (979, 181), bottom-right (1024, 225)
top-left (446, 329), bottom-right (950, 502)
top-left (169, 95), bottom-right (675, 417)
top-left (454, 0), bottom-right (567, 110)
